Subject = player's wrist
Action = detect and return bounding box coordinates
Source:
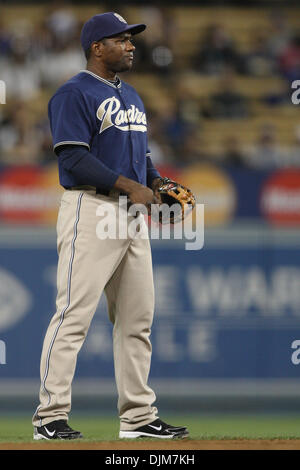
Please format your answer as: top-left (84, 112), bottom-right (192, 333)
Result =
top-left (151, 177), bottom-right (163, 192)
top-left (114, 175), bottom-right (143, 194)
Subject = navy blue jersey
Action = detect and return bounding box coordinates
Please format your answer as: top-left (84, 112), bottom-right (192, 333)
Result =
top-left (48, 70), bottom-right (151, 188)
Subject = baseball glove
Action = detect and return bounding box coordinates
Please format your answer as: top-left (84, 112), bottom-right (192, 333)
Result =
top-left (155, 177), bottom-right (196, 224)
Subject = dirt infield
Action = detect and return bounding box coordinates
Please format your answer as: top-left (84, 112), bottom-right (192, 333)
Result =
top-left (1, 439), bottom-right (300, 450)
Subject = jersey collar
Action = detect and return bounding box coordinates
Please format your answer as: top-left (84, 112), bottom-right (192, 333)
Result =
top-left (80, 70), bottom-right (122, 89)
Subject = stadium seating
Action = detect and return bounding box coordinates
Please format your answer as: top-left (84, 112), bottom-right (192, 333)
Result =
top-left (1, 4), bottom-right (300, 166)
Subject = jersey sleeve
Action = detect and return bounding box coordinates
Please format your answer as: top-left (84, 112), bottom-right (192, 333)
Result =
top-left (48, 90), bottom-right (92, 152)
top-left (146, 149), bottom-right (161, 188)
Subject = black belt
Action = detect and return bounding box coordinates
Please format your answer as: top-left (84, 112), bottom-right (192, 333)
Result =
top-left (69, 186), bottom-right (126, 197)
top-left (96, 188), bottom-right (128, 197)
top-left (96, 188), bottom-right (110, 196)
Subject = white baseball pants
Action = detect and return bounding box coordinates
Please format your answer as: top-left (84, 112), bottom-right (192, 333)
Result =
top-left (32, 189), bottom-right (158, 430)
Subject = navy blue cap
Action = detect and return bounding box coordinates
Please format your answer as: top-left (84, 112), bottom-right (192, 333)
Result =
top-left (80, 12), bottom-right (146, 52)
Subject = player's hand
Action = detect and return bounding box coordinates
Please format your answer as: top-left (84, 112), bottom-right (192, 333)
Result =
top-left (151, 177), bottom-right (163, 204)
top-left (128, 185), bottom-right (158, 209)
top-left (114, 175), bottom-right (158, 212)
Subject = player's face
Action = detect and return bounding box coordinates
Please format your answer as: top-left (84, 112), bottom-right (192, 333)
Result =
top-left (101, 33), bottom-right (135, 73)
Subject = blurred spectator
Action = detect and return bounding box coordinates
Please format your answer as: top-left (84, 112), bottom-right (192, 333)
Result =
top-left (131, 34), bottom-right (153, 72)
top-left (147, 138), bottom-right (166, 166)
top-left (36, 5), bottom-right (85, 88)
top-left (30, 19), bottom-right (57, 60)
top-left (0, 32), bottom-right (42, 100)
top-left (151, 45), bottom-right (174, 76)
top-left (39, 35), bottom-right (85, 88)
top-left (0, 20), bottom-right (11, 57)
top-left (172, 79), bottom-right (201, 127)
top-left (286, 125), bottom-right (300, 167)
top-left (222, 136), bottom-right (248, 167)
top-left (133, 5), bottom-right (176, 75)
top-left (132, 40), bottom-right (175, 76)
top-left (266, 9), bottom-right (292, 61)
top-left (245, 32), bottom-right (275, 77)
top-left (179, 132), bottom-right (211, 166)
top-left (0, 102), bottom-right (42, 165)
top-left (278, 32), bottom-right (300, 83)
top-left (147, 112), bottom-right (171, 165)
top-left (202, 70), bottom-right (250, 119)
top-left (45, 3), bottom-right (78, 45)
top-left (193, 24), bottom-right (245, 75)
top-left (260, 80), bottom-right (291, 107)
top-left (159, 101), bottom-right (195, 154)
top-left (139, 4), bottom-right (177, 47)
top-left (245, 123), bottom-right (286, 169)
top-left (35, 118), bottom-right (55, 163)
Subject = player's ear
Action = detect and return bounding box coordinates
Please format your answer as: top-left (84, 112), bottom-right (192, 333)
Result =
top-left (91, 41), bottom-right (105, 58)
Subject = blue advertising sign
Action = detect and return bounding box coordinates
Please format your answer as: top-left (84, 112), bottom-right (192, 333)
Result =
top-left (0, 228), bottom-right (300, 383)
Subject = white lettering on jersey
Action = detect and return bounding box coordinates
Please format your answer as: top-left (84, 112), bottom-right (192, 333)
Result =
top-left (96, 97), bottom-right (147, 134)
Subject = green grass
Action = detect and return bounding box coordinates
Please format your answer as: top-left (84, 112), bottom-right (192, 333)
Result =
top-left (1, 414), bottom-right (300, 442)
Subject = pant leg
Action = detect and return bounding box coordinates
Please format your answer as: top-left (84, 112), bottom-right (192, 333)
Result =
top-left (105, 218), bottom-right (158, 431)
top-left (33, 190), bottom-right (130, 426)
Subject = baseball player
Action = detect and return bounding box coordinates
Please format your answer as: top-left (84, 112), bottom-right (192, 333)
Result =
top-left (32, 12), bottom-right (189, 440)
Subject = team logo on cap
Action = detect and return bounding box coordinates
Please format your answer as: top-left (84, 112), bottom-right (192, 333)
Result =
top-left (114, 13), bottom-right (127, 24)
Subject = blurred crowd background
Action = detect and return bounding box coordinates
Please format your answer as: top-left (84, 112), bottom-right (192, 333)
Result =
top-left (0, 0), bottom-right (300, 170)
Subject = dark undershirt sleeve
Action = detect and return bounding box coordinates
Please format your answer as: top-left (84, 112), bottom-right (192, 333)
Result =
top-left (146, 155), bottom-right (161, 188)
top-left (56, 145), bottom-right (120, 191)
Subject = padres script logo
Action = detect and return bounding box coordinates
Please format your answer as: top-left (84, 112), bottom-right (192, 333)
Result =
top-left (96, 97), bottom-right (147, 134)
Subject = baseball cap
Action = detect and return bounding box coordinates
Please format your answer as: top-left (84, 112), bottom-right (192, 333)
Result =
top-left (80, 12), bottom-right (146, 52)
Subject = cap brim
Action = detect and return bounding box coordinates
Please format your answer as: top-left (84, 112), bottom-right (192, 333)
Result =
top-left (105, 23), bottom-right (146, 39)
top-left (125, 23), bottom-right (146, 35)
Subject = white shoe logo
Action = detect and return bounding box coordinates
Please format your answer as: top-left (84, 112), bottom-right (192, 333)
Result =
top-left (44, 426), bottom-right (56, 437)
top-left (149, 424), bottom-right (162, 431)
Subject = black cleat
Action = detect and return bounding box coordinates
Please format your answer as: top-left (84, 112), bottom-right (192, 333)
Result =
top-left (119, 418), bottom-right (189, 439)
top-left (33, 419), bottom-right (83, 440)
